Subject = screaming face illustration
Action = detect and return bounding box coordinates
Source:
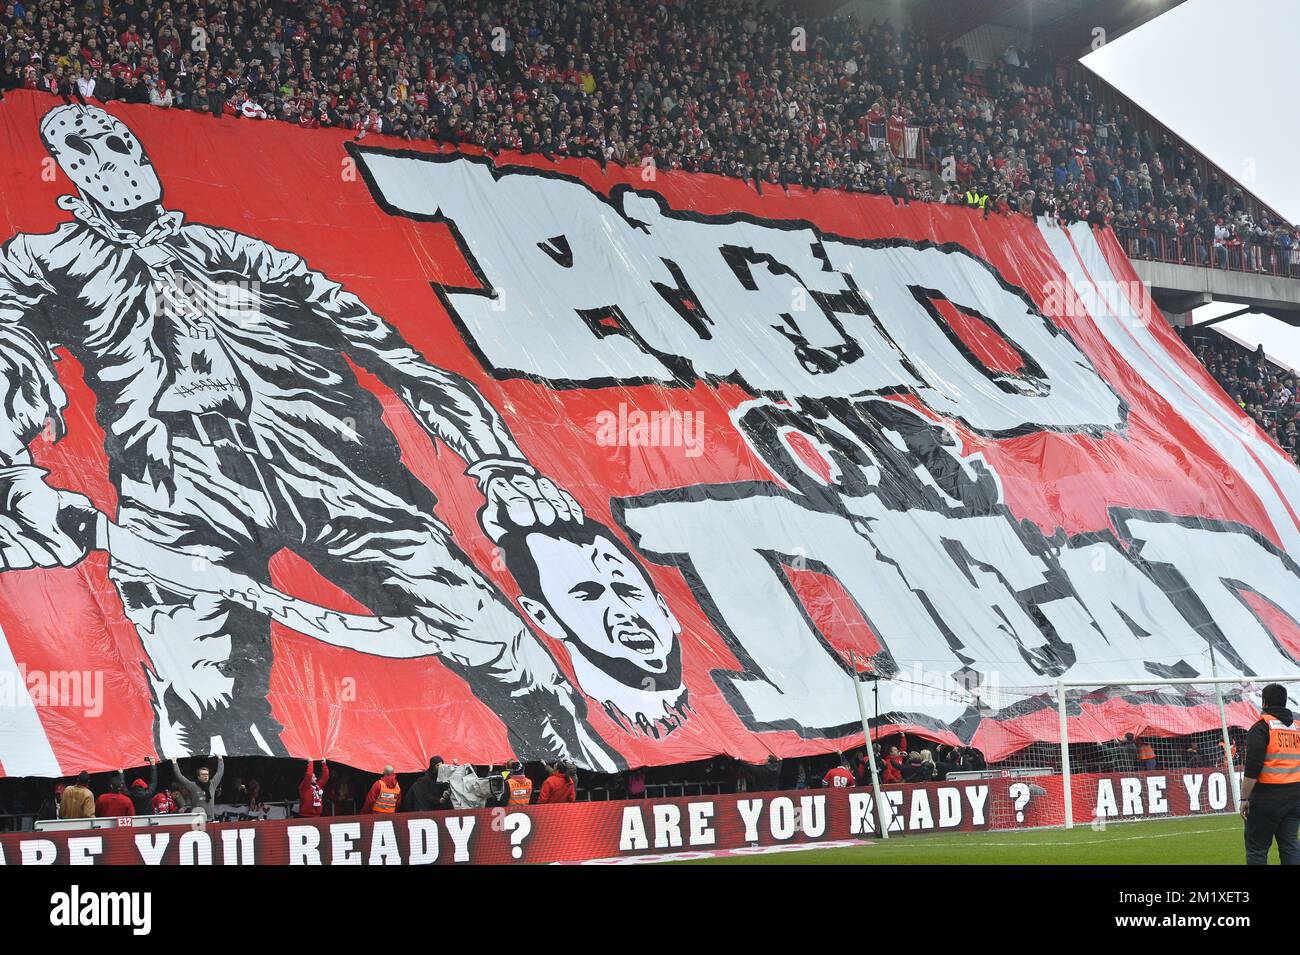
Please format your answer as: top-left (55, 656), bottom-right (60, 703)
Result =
top-left (501, 521), bottom-right (689, 737)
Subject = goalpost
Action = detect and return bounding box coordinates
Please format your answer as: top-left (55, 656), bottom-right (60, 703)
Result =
top-left (1056, 675), bottom-right (1300, 829)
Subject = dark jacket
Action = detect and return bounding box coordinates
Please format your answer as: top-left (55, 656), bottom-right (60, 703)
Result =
top-left (902, 759), bottom-right (935, 784)
top-left (119, 762), bottom-right (158, 816)
top-left (745, 761), bottom-right (781, 792)
top-left (1245, 706), bottom-right (1300, 797)
top-left (961, 749), bottom-right (986, 771)
top-left (405, 770), bottom-right (448, 812)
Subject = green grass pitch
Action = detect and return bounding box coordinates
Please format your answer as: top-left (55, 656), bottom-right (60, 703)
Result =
top-left (670, 814), bottom-right (1262, 864)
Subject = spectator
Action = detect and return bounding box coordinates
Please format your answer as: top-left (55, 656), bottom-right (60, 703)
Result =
top-left (1214, 218), bottom-right (1231, 268)
top-left (537, 760), bottom-right (577, 804)
top-left (95, 779), bottom-right (135, 817)
top-left (889, 172), bottom-right (911, 207)
top-left (921, 749), bottom-right (939, 779)
top-left (361, 765), bottom-right (401, 814)
top-left (297, 758), bottom-right (329, 818)
top-left (822, 754), bottom-right (855, 788)
top-left (744, 754), bottom-right (782, 792)
top-left (58, 771), bottom-right (94, 819)
top-left (792, 759), bottom-right (809, 789)
top-left (90, 69), bottom-right (115, 102)
top-left (147, 77), bottom-right (172, 108)
top-left (405, 756), bottom-right (448, 812)
top-left (171, 755), bottom-right (224, 820)
top-left (882, 746), bottom-right (905, 783)
top-left (854, 747), bottom-right (879, 785)
top-left (626, 768), bottom-right (647, 799)
top-left (243, 778), bottom-right (268, 817)
top-left (326, 775), bottom-right (355, 816)
top-left (901, 751), bottom-right (929, 783)
top-left (1220, 737), bottom-right (1239, 769)
top-left (961, 747), bottom-right (987, 771)
top-left (151, 784), bottom-right (182, 815)
top-left (119, 757), bottom-right (157, 815)
top-left (1117, 733), bottom-right (1139, 772)
top-left (936, 746), bottom-right (962, 780)
top-left (37, 783), bottom-right (63, 821)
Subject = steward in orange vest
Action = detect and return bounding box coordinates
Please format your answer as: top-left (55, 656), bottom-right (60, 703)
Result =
top-left (1241, 684), bottom-right (1300, 865)
top-left (505, 762), bottom-right (534, 805)
top-left (363, 768), bottom-right (402, 814)
top-left (1136, 741), bottom-right (1156, 767)
top-left (1219, 739), bottom-right (1239, 768)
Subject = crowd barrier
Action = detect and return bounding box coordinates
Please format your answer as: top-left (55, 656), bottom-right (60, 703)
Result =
top-left (35, 811), bottom-right (206, 832)
top-left (0, 768), bottom-right (1241, 865)
top-left (1113, 226), bottom-right (1300, 277)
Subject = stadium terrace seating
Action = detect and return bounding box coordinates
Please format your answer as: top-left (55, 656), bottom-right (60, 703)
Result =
top-left (3, 0), bottom-right (1295, 256)
top-left (1183, 330), bottom-right (1299, 466)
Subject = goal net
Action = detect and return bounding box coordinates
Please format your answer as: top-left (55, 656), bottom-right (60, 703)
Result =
top-left (846, 670), bottom-right (1300, 835)
top-left (1042, 676), bottom-right (1300, 829)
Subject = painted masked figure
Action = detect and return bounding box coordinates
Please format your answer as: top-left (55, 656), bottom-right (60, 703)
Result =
top-left (0, 104), bottom-right (620, 769)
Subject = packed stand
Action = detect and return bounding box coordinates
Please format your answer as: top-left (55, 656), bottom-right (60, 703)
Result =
top-left (1181, 330), bottom-right (1299, 466)
top-left (1, 0), bottom-right (1296, 266)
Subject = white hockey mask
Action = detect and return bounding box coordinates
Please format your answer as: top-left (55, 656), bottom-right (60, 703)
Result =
top-left (40, 105), bottom-right (162, 213)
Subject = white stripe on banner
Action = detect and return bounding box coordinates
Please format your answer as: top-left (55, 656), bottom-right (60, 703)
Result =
top-left (0, 622), bottom-right (60, 777)
top-left (1039, 219), bottom-right (1300, 557)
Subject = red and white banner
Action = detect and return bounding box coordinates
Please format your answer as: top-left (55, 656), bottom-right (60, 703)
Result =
top-left (0, 90), bottom-right (1298, 776)
top-left (0, 769), bottom-right (1243, 865)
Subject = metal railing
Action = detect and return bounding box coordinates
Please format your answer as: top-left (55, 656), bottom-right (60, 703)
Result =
top-left (35, 810), bottom-right (208, 831)
top-left (1113, 227), bottom-right (1300, 278)
top-left (580, 782), bottom-right (730, 801)
top-left (0, 812), bottom-right (38, 832)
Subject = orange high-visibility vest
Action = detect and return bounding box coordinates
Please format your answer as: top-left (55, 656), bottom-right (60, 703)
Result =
top-left (373, 779), bottom-right (401, 813)
top-left (1136, 743), bottom-right (1155, 761)
top-left (1257, 718), bottom-right (1300, 784)
top-left (507, 775), bottom-right (533, 806)
top-left (1220, 740), bottom-right (1239, 767)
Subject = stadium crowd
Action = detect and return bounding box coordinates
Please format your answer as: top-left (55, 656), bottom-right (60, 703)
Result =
top-left (0, 736), bottom-right (992, 824)
top-left (0, 0), bottom-right (1297, 829)
top-left (1, 0), bottom-right (1297, 269)
top-left (0, 726), bottom-right (1251, 826)
top-left (1182, 331), bottom-right (1300, 466)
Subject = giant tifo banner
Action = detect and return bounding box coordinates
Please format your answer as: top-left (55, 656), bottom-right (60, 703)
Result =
top-left (0, 770), bottom-right (1244, 865)
top-left (0, 90), bottom-right (1298, 776)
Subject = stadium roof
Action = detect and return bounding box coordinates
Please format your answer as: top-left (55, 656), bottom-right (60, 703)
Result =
top-left (1081, 0), bottom-right (1299, 225)
top-left (816, 0), bottom-right (1183, 51)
